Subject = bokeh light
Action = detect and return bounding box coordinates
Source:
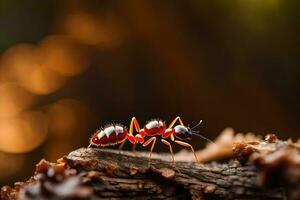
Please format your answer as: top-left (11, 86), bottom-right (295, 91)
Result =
top-left (0, 44), bottom-right (66, 95)
top-left (60, 12), bottom-right (124, 48)
top-left (39, 35), bottom-right (90, 76)
top-left (45, 98), bottom-right (92, 161)
top-left (46, 98), bottom-right (92, 137)
top-left (0, 111), bottom-right (48, 153)
top-left (0, 83), bottom-right (35, 118)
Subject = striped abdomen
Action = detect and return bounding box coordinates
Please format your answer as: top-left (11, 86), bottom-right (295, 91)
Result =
top-left (90, 125), bottom-right (128, 146)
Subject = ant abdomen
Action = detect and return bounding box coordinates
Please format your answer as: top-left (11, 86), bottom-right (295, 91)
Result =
top-left (90, 124), bottom-right (128, 147)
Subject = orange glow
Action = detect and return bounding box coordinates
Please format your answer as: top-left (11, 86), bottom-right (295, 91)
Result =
top-left (62, 12), bottom-right (102, 45)
top-left (39, 35), bottom-right (90, 76)
top-left (46, 98), bottom-right (91, 136)
top-left (0, 111), bottom-right (48, 153)
top-left (0, 44), bottom-right (36, 81)
top-left (61, 12), bottom-right (124, 48)
top-left (0, 82), bottom-right (35, 118)
top-left (0, 44), bottom-right (66, 95)
top-left (21, 65), bottom-right (66, 95)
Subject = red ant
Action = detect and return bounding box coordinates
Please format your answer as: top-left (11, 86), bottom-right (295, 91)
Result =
top-left (89, 116), bottom-right (213, 165)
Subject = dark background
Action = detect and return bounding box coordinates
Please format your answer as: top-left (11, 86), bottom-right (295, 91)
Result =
top-left (0, 0), bottom-right (299, 185)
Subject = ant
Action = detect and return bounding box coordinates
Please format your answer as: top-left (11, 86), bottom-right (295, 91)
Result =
top-left (89, 116), bottom-right (213, 166)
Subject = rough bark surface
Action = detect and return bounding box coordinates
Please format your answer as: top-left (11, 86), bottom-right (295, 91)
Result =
top-left (63, 148), bottom-right (285, 200)
top-left (2, 135), bottom-right (300, 200)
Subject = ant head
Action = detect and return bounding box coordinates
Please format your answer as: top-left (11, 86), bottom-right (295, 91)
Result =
top-left (174, 120), bottom-right (203, 140)
top-left (174, 125), bottom-right (193, 140)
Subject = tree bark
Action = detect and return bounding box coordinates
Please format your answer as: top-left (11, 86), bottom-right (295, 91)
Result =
top-left (3, 136), bottom-right (300, 200)
top-left (64, 148), bottom-right (286, 200)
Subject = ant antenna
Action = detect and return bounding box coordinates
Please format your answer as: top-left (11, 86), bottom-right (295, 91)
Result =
top-left (192, 132), bottom-right (217, 145)
top-left (186, 120), bottom-right (217, 146)
top-left (189, 120), bottom-right (217, 145)
top-left (190, 120), bottom-right (203, 130)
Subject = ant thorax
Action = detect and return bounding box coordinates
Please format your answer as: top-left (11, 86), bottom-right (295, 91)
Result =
top-left (144, 119), bottom-right (166, 136)
top-left (145, 120), bottom-right (164, 129)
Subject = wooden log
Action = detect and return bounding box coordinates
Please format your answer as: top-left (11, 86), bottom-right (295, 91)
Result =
top-left (63, 148), bottom-right (285, 199)
top-left (2, 135), bottom-right (299, 200)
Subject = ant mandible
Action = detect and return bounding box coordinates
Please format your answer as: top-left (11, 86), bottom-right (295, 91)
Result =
top-left (89, 116), bottom-right (211, 165)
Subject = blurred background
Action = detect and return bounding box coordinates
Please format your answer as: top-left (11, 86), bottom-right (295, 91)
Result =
top-left (0, 0), bottom-right (299, 185)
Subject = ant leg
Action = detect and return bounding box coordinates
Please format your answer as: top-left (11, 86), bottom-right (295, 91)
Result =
top-left (170, 134), bottom-right (175, 142)
top-left (161, 139), bottom-right (182, 174)
top-left (87, 143), bottom-right (92, 148)
top-left (168, 116), bottom-right (184, 129)
top-left (142, 137), bottom-right (157, 167)
top-left (128, 117), bottom-right (142, 144)
top-left (174, 140), bottom-right (199, 162)
top-left (118, 140), bottom-right (137, 156)
top-left (118, 140), bottom-right (126, 150)
top-left (161, 139), bottom-right (175, 164)
top-left (167, 116), bottom-right (184, 141)
top-left (129, 117), bottom-right (141, 135)
top-left (132, 143), bottom-right (137, 156)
